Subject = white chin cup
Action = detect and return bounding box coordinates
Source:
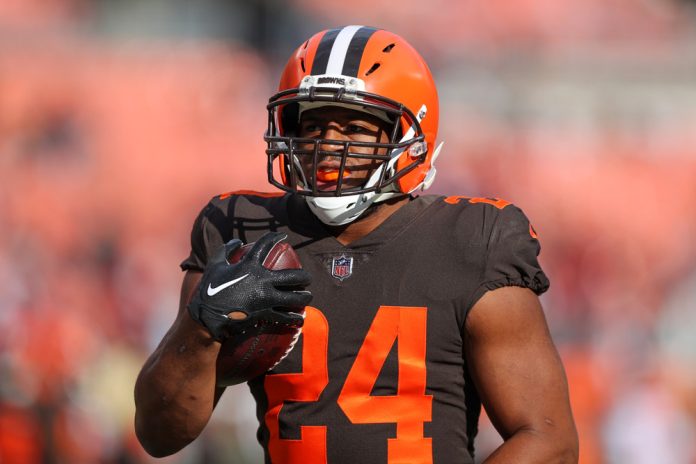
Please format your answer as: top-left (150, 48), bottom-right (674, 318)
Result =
top-left (305, 195), bottom-right (372, 226)
top-left (305, 191), bottom-right (398, 226)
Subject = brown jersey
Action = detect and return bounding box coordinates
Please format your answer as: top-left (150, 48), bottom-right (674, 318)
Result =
top-left (181, 191), bottom-right (549, 464)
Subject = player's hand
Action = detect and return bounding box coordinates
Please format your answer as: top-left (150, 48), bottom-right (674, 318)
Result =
top-left (188, 232), bottom-right (312, 342)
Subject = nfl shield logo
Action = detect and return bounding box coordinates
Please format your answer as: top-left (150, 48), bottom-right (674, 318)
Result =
top-left (331, 255), bottom-right (353, 281)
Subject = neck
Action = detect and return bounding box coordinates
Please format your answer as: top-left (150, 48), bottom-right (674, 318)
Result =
top-left (328, 195), bottom-right (411, 246)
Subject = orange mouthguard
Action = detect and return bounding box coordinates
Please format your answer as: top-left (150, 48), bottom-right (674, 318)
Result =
top-left (316, 169), bottom-right (351, 182)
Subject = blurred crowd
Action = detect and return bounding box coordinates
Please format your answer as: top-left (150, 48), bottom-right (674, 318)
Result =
top-left (1, 0), bottom-right (696, 463)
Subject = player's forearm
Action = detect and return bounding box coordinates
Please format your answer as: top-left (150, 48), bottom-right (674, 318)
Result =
top-left (134, 315), bottom-right (222, 457)
top-left (482, 426), bottom-right (578, 464)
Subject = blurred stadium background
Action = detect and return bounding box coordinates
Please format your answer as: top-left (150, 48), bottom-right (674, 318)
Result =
top-left (1, 0), bottom-right (696, 462)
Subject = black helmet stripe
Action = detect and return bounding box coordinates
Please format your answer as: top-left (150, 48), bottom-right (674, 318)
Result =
top-left (341, 26), bottom-right (378, 76)
top-left (311, 25), bottom-right (378, 77)
top-left (310, 28), bottom-right (340, 75)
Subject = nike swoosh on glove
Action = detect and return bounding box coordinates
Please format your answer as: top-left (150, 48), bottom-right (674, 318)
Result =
top-left (188, 232), bottom-right (312, 342)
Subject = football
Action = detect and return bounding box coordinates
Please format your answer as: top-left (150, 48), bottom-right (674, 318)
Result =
top-left (215, 239), bottom-right (305, 387)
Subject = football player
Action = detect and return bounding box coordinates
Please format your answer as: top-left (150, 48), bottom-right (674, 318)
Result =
top-left (134, 26), bottom-right (578, 463)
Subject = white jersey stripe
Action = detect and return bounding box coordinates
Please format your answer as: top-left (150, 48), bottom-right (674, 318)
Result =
top-left (325, 25), bottom-right (364, 75)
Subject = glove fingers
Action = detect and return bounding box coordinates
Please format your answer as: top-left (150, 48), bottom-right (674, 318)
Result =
top-left (264, 309), bottom-right (305, 328)
top-left (234, 307), bottom-right (305, 330)
top-left (268, 287), bottom-right (313, 308)
top-left (223, 239), bottom-right (244, 263)
top-left (211, 239), bottom-right (243, 264)
top-left (271, 269), bottom-right (312, 287)
top-left (288, 290), bottom-right (313, 308)
top-left (247, 232), bottom-right (287, 263)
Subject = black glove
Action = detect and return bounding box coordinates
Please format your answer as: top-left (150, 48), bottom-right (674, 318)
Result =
top-left (188, 232), bottom-right (312, 342)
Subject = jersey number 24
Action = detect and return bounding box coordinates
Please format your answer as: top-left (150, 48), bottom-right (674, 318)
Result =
top-left (264, 305), bottom-right (432, 464)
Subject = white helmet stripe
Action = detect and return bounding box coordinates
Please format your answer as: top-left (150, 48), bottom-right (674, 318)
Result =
top-left (325, 25), bottom-right (364, 75)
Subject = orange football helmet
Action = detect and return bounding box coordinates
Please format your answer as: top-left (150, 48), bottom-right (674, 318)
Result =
top-left (265, 26), bottom-right (442, 225)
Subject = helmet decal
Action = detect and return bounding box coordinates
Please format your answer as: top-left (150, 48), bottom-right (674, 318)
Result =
top-left (311, 26), bottom-right (378, 76)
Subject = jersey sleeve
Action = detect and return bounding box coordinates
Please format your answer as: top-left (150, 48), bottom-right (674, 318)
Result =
top-left (468, 204), bottom-right (550, 309)
top-left (178, 191), bottom-right (289, 272)
top-left (179, 200), bottom-right (226, 272)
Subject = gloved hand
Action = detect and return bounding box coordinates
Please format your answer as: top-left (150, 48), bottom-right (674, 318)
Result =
top-left (188, 232), bottom-right (312, 342)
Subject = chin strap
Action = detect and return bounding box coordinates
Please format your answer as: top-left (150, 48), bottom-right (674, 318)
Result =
top-left (416, 141), bottom-right (444, 192)
top-left (305, 145), bottom-right (403, 226)
top-left (305, 191), bottom-right (397, 226)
